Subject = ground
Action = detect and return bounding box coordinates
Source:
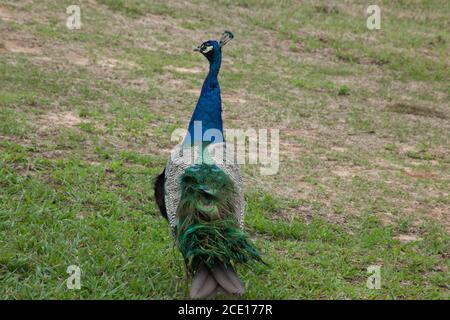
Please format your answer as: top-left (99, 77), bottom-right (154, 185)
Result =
top-left (0, 0), bottom-right (449, 299)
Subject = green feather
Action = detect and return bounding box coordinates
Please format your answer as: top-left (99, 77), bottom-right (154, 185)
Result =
top-left (175, 163), bottom-right (263, 273)
top-left (177, 219), bottom-right (263, 271)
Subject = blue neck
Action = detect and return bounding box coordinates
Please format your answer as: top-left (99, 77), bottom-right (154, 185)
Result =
top-left (183, 51), bottom-right (224, 148)
top-left (202, 58), bottom-right (221, 93)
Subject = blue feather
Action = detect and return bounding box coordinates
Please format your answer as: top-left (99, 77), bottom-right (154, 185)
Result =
top-left (183, 41), bottom-right (224, 147)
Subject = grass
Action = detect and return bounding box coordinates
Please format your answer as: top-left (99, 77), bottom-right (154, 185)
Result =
top-left (0, 0), bottom-right (449, 299)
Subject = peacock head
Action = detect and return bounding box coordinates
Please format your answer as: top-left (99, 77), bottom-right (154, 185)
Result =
top-left (194, 31), bottom-right (234, 63)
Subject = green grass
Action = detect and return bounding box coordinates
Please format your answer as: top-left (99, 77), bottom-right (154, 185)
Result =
top-left (0, 0), bottom-right (449, 299)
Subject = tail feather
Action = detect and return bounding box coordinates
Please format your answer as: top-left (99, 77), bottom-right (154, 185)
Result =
top-left (190, 265), bottom-right (217, 299)
top-left (211, 263), bottom-right (245, 295)
top-left (190, 263), bottom-right (245, 299)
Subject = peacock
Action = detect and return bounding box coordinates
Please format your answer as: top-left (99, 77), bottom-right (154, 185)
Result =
top-left (154, 31), bottom-right (263, 299)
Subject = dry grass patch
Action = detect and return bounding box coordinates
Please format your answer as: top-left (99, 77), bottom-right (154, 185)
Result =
top-left (1, 39), bottom-right (43, 55)
top-left (430, 206), bottom-right (450, 233)
top-left (36, 111), bottom-right (84, 131)
top-left (403, 170), bottom-right (436, 179)
top-left (97, 58), bottom-right (138, 69)
top-left (0, 6), bottom-right (14, 21)
top-left (386, 102), bottom-right (447, 119)
top-left (65, 51), bottom-right (90, 66)
top-left (164, 65), bottom-right (203, 74)
top-left (222, 92), bottom-right (247, 105)
top-left (394, 234), bottom-right (423, 243)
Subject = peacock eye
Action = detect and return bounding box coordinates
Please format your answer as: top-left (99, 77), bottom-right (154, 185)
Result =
top-left (203, 45), bottom-right (213, 53)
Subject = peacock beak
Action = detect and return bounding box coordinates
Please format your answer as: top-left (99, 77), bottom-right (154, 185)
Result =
top-left (193, 46), bottom-right (201, 52)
